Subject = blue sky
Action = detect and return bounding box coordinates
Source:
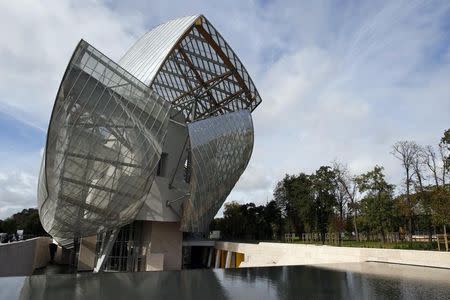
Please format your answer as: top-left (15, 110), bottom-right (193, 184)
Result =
top-left (0, 0), bottom-right (449, 218)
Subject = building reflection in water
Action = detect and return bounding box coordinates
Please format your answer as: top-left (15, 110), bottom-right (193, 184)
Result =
top-left (18, 270), bottom-right (227, 300)
top-left (11, 263), bottom-right (450, 299)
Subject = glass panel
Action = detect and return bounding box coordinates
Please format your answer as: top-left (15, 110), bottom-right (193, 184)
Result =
top-left (180, 110), bottom-right (254, 232)
top-left (37, 40), bottom-right (171, 239)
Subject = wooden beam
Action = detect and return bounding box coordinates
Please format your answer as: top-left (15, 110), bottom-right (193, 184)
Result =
top-left (177, 47), bottom-right (223, 119)
top-left (194, 24), bottom-right (253, 107)
top-left (171, 69), bottom-right (235, 103)
top-left (195, 89), bottom-right (244, 119)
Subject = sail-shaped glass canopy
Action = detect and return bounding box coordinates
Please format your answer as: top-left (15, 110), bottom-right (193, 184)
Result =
top-left (38, 41), bottom-right (170, 238)
top-left (38, 15), bottom-right (262, 241)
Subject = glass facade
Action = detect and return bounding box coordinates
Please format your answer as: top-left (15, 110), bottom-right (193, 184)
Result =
top-left (181, 111), bottom-right (254, 232)
top-left (38, 40), bottom-right (171, 239)
top-left (98, 222), bottom-right (144, 272)
top-left (120, 15), bottom-right (262, 123)
top-left (38, 15), bottom-right (262, 250)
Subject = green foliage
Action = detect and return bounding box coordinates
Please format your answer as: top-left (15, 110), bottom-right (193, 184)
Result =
top-left (441, 128), bottom-right (450, 147)
top-left (441, 128), bottom-right (450, 171)
top-left (274, 173), bottom-right (314, 234)
top-left (2, 218), bottom-right (17, 234)
top-left (311, 166), bottom-right (338, 243)
top-left (272, 166), bottom-right (339, 243)
top-left (355, 165), bottom-right (394, 195)
top-left (210, 200), bottom-right (283, 241)
top-left (0, 208), bottom-right (46, 237)
top-left (430, 186), bottom-right (450, 226)
top-left (355, 166), bottom-right (394, 241)
top-left (211, 128), bottom-right (450, 250)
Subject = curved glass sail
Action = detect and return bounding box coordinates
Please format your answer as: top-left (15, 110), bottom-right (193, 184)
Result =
top-left (38, 40), bottom-right (171, 239)
top-left (120, 15), bottom-right (262, 123)
top-left (180, 110), bottom-right (254, 232)
top-left (38, 15), bottom-right (263, 243)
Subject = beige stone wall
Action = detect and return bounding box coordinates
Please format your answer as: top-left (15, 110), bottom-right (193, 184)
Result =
top-left (135, 117), bottom-right (189, 223)
top-left (215, 242), bottom-right (450, 269)
top-left (141, 221), bottom-right (182, 271)
top-left (150, 222), bottom-right (182, 270)
top-left (32, 238), bottom-right (52, 270)
top-left (0, 237), bottom-right (51, 276)
top-left (78, 235), bottom-right (97, 271)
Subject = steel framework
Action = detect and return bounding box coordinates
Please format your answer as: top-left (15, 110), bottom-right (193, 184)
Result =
top-left (38, 15), bottom-right (262, 242)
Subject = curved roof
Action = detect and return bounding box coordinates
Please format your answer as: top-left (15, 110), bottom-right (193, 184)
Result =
top-left (119, 15), bottom-right (200, 85)
top-left (119, 15), bottom-right (262, 123)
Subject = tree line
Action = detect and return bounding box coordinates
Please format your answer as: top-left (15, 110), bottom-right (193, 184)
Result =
top-left (211, 129), bottom-right (450, 247)
top-left (0, 208), bottom-right (46, 242)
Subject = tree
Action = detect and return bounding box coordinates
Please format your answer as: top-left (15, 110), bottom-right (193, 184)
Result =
top-left (263, 200), bottom-right (284, 240)
top-left (437, 128), bottom-right (450, 250)
top-left (274, 174), bottom-right (314, 235)
top-left (441, 128), bottom-right (450, 182)
top-left (438, 142), bottom-right (449, 186)
top-left (273, 177), bottom-right (288, 219)
top-left (333, 162), bottom-right (360, 241)
top-left (423, 145), bottom-right (441, 187)
top-left (274, 168), bottom-right (339, 243)
top-left (222, 201), bottom-right (247, 239)
top-left (392, 141), bottom-right (420, 240)
top-left (211, 201), bottom-right (284, 241)
top-left (430, 187), bottom-right (450, 251)
top-left (288, 173), bottom-right (315, 234)
top-left (11, 208), bottom-right (46, 237)
top-left (311, 166), bottom-right (338, 244)
top-left (355, 166), bottom-right (395, 242)
top-left (411, 146), bottom-right (433, 243)
top-left (2, 218), bottom-right (17, 242)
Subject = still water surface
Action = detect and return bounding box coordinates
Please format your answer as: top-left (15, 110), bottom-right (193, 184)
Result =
top-left (1, 262), bottom-right (449, 299)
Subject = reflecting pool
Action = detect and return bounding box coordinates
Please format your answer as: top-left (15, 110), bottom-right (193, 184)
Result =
top-left (1, 262), bottom-right (449, 299)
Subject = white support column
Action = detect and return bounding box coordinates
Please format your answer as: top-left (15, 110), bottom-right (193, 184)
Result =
top-left (225, 251), bottom-right (232, 268)
top-left (207, 247), bottom-right (213, 268)
top-left (214, 249), bottom-right (221, 268)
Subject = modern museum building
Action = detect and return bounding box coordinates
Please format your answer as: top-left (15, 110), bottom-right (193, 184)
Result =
top-left (37, 15), bottom-right (261, 272)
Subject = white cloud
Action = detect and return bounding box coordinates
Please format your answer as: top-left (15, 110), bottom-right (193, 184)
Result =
top-left (0, 147), bottom-right (42, 219)
top-left (0, 0), bottom-right (146, 129)
top-left (1, 0), bottom-right (450, 218)
top-left (0, 171), bottom-right (38, 219)
top-left (233, 163), bottom-right (273, 193)
top-left (0, 0), bottom-right (147, 218)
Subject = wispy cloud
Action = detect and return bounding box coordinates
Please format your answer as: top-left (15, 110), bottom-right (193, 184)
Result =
top-left (0, 0), bottom-right (449, 218)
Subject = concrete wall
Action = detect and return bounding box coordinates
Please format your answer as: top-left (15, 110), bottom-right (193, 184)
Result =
top-left (32, 238), bottom-right (52, 271)
top-left (78, 235), bottom-right (97, 271)
top-left (141, 221), bottom-right (182, 271)
top-left (150, 222), bottom-right (182, 271)
top-left (215, 242), bottom-right (450, 269)
top-left (0, 237), bottom-right (52, 276)
top-left (136, 113), bottom-right (189, 223)
top-left (136, 177), bottom-right (188, 222)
